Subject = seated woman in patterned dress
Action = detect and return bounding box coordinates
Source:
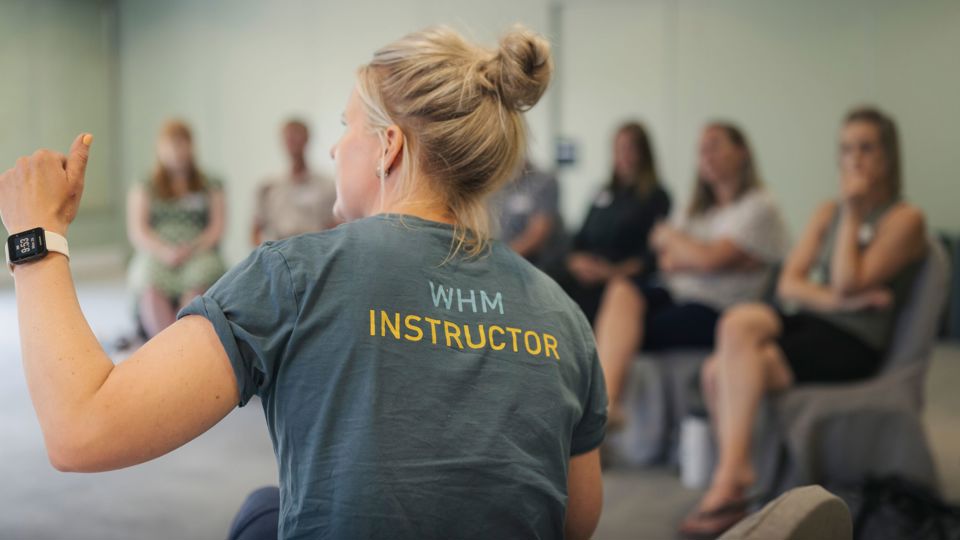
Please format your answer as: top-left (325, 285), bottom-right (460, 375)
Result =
top-left (126, 120), bottom-right (227, 338)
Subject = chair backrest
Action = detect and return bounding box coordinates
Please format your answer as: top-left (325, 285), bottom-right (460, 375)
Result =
top-left (719, 485), bottom-right (852, 540)
top-left (883, 236), bottom-right (951, 373)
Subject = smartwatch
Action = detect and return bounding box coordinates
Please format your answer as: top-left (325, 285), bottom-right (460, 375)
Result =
top-left (5, 228), bottom-right (70, 274)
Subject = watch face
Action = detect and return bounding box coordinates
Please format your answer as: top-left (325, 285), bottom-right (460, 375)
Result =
top-left (7, 228), bottom-right (47, 265)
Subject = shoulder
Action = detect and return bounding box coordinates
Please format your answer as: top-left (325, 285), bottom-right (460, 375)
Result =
top-left (134, 178), bottom-right (155, 196)
top-left (266, 216), bottom-right (392, 267)
top-left (807, 200), bottom-right (839, 230)
top-left (729, 189), bottom-right (784, 226)
top-left (880, 201), bottom-right (926, 238)
top-left (129, 180), bottom-right (148, 197)
top-left (738, 187), bottom-right (779, 211)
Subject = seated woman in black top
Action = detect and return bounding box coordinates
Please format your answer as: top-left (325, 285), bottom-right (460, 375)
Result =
top-left (554, 121), bottom-right (671, 322)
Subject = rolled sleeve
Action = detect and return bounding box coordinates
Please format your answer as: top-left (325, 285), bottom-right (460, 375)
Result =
top-left (179, 245), bottom-right (298, 406)
top-left (571, 348), bottom-right (608, 456)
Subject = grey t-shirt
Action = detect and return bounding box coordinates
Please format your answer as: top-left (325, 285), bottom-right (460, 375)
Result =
top-left (180, 214), bottom-right (607, 540)
top-left (489, 168), bottom-right (567, 268)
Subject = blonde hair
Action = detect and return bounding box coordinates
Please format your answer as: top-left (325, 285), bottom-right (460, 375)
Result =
top-left (356, 25), bottom-right (552, 257)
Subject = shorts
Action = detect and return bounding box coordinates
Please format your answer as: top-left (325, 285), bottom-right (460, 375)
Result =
top-left (635, 283), bottom-right (720, 351)
top-left (777, 312), bottom-right (883, 383)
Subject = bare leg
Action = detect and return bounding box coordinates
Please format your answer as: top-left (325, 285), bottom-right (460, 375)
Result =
top-left (700, 353), bottom-right (721, 435)
top-left (139, 286), bottom-right (177, 339)
top-left (700, 304), bottom-right (793, 511)
top-left (594, 277), bottom-right (648, 411)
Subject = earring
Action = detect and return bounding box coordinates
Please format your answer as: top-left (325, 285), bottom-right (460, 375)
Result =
top-left (376, 166), bottom-right (390, 179)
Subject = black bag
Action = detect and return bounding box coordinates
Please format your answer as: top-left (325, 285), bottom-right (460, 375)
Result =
top-left (835, 476), bottom-right (960, 540)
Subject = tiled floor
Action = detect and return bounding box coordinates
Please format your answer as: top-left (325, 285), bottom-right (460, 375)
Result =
top-left (1, 281), bottom-right (957, 539)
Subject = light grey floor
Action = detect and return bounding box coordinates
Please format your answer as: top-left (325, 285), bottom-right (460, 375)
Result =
top-left (1, 281), bottom-right (958, 540)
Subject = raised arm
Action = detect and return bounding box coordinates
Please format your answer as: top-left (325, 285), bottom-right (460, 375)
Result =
top-left (777, 201), bottom-right (842, 310)
top-left (829, 200), bottom-right (926, 295)
top-left (2, 137), bottom-right (239, 472)
top-left (776, 199), bottom-right (918, 312)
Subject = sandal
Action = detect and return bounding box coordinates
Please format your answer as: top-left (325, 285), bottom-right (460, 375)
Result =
top-left (677, 493), bottom-right (765, 540)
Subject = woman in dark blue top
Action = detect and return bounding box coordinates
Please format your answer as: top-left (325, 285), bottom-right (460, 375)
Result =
top-left (552, 122), bottom-right (671, 323)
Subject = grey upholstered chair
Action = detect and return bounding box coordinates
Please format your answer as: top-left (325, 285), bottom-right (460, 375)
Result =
top-left (719, 485), bottom-right (852, 540)
top-left (606, 348), bottom-right (709, 467)
top-left (757, 236), bottom-right (951, 496)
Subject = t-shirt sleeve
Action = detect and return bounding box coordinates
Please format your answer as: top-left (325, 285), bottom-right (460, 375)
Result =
top-left (531, 174), bottom-right (560, 216)
top-left (178, 245), bottom-right (298, 406)
top-left (571, 322), bottom-right (608, 455)
top-left (716, 191), bottom-right (788, 263)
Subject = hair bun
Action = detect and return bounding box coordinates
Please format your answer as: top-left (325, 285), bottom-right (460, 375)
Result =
top-left (491, 26), bottom-right (553, 112)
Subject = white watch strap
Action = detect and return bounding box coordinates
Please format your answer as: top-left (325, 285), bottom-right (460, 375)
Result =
top-left (44, 230), bottom-right (70, 260)
top-left (5, 230), bottom-right (70, 275)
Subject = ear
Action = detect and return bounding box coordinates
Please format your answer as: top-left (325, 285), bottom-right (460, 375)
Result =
top-left (382, 125), bottom-right (405, 175)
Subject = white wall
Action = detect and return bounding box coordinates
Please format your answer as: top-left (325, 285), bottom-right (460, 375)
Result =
top-left (117, 0), bottom-right (554, 265)
top-left (557, 0), bottom-right (960, 239)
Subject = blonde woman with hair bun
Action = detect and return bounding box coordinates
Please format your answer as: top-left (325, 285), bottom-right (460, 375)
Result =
top-left (1, 25), bottom-right (606, 540)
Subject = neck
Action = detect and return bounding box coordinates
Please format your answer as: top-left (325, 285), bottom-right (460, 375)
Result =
top-left (377, 179), bottom-right (455, 225)
top-left (712, 178), bottom-right (739, 206)
top-left (290, 156), bottom-right (308, 178)
top-left (860, 188), bottom-right (896, 215)
top-left (380, 201), bottom-right (455, 225)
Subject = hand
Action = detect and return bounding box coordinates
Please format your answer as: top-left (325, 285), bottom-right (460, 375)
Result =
top-left (172, 245), bottom-right (194, 267)
top-left (567, 253), bottom-right (612, 285)
top-left (0, 134), bottom-right (92, 236)
top-left (649, 222), bottom-right (674, 252)
top-left (158, 244), bottom-right (193, 268)
top-left (657, 251), bottom-right (678, 273)
top-left (837, 288), bottom-right (893, 311)
top-left (840, 170), bottom-right (871, 216)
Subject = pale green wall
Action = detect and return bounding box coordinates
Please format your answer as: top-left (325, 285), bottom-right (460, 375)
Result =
top-left (4, 1), bottom-right (958, 260)
top-left (557, 0), bottom-right (960, 239)
top-left (0, 0), bottom-right (121, 247)
top-left (116, 0), bottom-right (554, 265)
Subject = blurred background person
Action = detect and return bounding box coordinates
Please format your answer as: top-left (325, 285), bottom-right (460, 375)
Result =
top-left (594, 122), bottom-right (789, 427)
top-left (251, 118), bottom-right (337, 246)
top-left (126, 120), bottom-right (227, 339)
top-left (682, 107), bottom-right (927, 538)
top-left (489, 158), bottom-right (566, 269)
top-left (551, 121), bottom-right (671, 323)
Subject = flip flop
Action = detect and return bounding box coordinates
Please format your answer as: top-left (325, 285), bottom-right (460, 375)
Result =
top-left (677, 492), bottom-right (766, 540)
